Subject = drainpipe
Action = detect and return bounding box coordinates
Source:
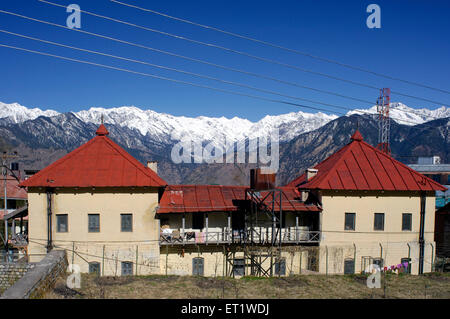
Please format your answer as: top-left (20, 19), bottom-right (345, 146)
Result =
top-left (46, 189), bottom-right (53, 252)
top-left (353, 243), bottom-right (356, 273)
top-left (430, 243), bottom-right (434, 272)
top-left (419, 192), bottom-right (426, 275)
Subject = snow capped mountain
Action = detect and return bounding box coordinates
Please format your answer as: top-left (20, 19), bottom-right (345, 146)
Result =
top-left (0, 102), bottom-right (59, 123)
top-left (1, 101), bottom-right (448, 146)
top-left (346, 102), bottom-right (450, 126)
top-left (74, 106), bottom-right (338, 143)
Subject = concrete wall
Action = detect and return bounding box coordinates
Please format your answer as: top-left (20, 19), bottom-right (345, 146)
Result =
top-left (27, 187), bottom-right (161, 276)
top-left (0, 263), bottom-right (35, 293)
top-left (318, 191), bottom-right (436, 274)
top-left (159, 245), bottom-right (315, 277)
top-left (1, 250), bottom-right (67, 299)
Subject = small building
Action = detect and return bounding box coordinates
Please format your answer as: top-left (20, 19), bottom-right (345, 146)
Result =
top-left (408, 156), bottom-right (450, 208)
top-left (435, 203), bottom-right (450, 258)
top-left (1, 175), bottom-right (28, 260)
top-left (288, 130), bottom-right (446, 274)
top-left (20, 124), bottom-right (167, 276)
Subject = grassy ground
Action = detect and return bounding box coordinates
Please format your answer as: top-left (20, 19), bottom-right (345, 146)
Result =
top-left (44, 272), bottom-right (450, 299)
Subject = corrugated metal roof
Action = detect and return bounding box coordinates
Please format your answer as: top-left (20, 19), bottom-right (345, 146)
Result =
top-left (20, 124), bottom-right (167, 188)
top-left (158, 184), bottom-right (321, 214)
top-left (0, 176), bottom-right (27, 200)
top-left (287, 130), bottom-right (447, 192)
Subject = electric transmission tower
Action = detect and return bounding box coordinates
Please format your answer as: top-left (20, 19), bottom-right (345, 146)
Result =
top-left (376, 88), bottom-right (391, 155)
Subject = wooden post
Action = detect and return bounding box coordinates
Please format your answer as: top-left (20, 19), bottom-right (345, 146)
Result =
top-left (299, 250), bottom-right (302, 274)
top-left (227, 212), bottom-right (231, 242)
top-left (165, 244), bottom-right (168, 275)
top-left (135, 245), bottom-right (138, 276)
top-left (182, 214), bottom-right (185, 244)
top-left (205, 213), bottom-right (208, 245)
top-left (72, 241), bottom-right (75, 269)
top-left (102, 245), bottom-right (105, 276)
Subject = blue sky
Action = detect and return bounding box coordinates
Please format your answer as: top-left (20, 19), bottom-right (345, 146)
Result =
top-left (0, 0), bottom-right (449, 121)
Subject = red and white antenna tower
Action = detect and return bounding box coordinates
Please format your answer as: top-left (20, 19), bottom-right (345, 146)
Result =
top-left (376, 88), bottom-right (391, 155)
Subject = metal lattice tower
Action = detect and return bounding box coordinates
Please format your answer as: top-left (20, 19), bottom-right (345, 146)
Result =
top-left (376, 88), bottom-right (391, 155)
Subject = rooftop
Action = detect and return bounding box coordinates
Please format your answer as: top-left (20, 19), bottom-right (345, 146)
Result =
top-left (20, 124), bottom-right (167, 188)
top-left (287, 130), bottom-right (446, 192)
top-left (158, 184), bottom-right (321, 214)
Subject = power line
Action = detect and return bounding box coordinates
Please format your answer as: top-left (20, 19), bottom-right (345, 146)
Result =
top-left (109, 0), bottom-right (450, 96)
top-left (3, 30), bottom-right (445, 125)
top-left (0, 42), bottom-right (444, 130)
top-left (32, 4), bottom-right (450, 107)
top-left (0, 29), bottom-right (362, 112)
top-left (0, 9), bottom-right (376, 108)
top-left (0, 11), bottom-right (446, 124)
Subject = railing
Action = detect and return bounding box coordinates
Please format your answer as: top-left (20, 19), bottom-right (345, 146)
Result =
top-left (159, 228), bottom-right (321, 245)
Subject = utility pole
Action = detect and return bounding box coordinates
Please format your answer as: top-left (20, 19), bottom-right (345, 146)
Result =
top-left (1, 151), bottom-right (19, 254)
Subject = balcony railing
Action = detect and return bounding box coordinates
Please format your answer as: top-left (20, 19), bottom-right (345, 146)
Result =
top-left (159, 228), bottom-right (320, 245)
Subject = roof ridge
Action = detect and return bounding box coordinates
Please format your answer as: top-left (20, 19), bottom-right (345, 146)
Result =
top-left (360, 139), bottom-right (445, 190)
top-left (101, 136), bottom-right (166, 185)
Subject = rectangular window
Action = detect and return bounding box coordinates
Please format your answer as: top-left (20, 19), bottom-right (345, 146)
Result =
top-left (233, 258), bottom-right (245, 277)
top-left (373, 258), bottom-right (384, 269)
top-left (56, 214), bottom-right (68, 233)
top-left (402, 213), bottom-right (412, 231)
top-left (89, 262), bottom-right (100, 275)
top-left (88, 214), bottom-right (100, 232)
top-left (401, 258), bottom-right (411, 274)
top-left (374, 213), bottom-right (385, 231)
top-left (121, 214), bottom-right (133, 232)
top-left (192, 213), bottom-right (204, 230)
top-left (274, 258), bottom-right (286, 276)
top-left (192, 257), bottom-right (204, 276)
top-left (345, 213), bottom-right (356, 231)
top-left (121, 262), bottom-right (133, 276)
top-left (344, 259), bottom-right (355, 274)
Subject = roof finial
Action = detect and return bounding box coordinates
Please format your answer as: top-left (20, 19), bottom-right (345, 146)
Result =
top-left (101, 114), bottom-right (104, 125)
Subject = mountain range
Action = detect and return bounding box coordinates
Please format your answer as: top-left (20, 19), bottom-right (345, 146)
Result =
top-left (0, 101), bottom-right (448, 185)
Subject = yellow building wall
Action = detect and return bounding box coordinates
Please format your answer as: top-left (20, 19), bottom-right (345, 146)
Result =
top-left (318, 191), bottom-right (436, 275)
top-left (27, 187), bottom-right (161, 275)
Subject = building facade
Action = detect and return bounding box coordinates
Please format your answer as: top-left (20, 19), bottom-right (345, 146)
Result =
top-left (20, 126), bottom-right (445, 276)
top-left (288, 130), bottom-right (445, 274)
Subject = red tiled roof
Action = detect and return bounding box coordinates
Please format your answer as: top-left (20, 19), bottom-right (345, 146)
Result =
top-left (158, 184), bottom-right (321, 214)
top-left (20, 124), bottom-right (167, 188)
top-left (287, 130), bottom-right (447, 192)
top-left (0, 176), bottom-right (27, 200)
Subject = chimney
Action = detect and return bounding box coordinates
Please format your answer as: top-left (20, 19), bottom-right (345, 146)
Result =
top-left (306, 168), bottom-right (318, 181)
top-left (147, 161), bottom-right (158, 174)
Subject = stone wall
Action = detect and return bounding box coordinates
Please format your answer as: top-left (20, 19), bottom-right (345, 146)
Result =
top-left (1, 250), bottom-right (67, 299)
top-left (0, 263), bottom-right (35, 293)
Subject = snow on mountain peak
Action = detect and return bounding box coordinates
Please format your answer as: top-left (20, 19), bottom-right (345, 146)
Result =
top-left (0, 102), bottom-right (59, 123)
top-left (1, 101), bottom-right (448, 145)
top-left (347, 102), bottom-right (449, 126)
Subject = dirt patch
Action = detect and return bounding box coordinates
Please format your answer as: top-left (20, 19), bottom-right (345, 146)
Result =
top-left (271, 277), bottom-right (308, 288)
top-left (94, 276), bottom-right (135, 286)
top-left (195, 277), bottom-right (232, 289)
top-left (142, 275), bottom-right (180, 283)
top-left (351, 274), bottom-right (369, 285)
top-left (52, 282), bottom-right (84, 298)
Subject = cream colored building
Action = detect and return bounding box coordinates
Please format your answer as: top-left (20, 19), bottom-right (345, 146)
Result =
top-left (288, 130), bottom-right (445, 275)
top-left (21, 127), bottom-right (445, 276)
top-left (21, 124), bottom-right (166, 276)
